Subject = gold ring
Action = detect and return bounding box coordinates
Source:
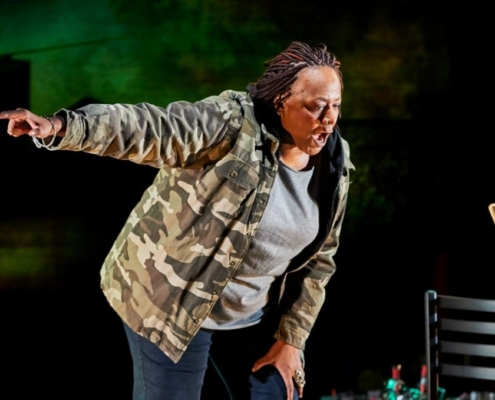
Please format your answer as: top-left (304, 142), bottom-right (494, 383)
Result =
top-left (294, 369), bottom-right (306, 388)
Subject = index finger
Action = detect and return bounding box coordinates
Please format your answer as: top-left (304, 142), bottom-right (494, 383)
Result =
top-left (0, 110), bottom-right (11, 119)
top-left (0, 109), bottom-right (26, 119)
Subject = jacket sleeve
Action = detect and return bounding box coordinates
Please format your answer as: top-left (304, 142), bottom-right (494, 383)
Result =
top-left (46, 92), bottom-right (242, 168)
top-left (274, 145), bottom-right (353, 350)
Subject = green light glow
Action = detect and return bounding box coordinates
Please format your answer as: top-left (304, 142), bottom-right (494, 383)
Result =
top-left (0, 217), bottom-right (84, 286)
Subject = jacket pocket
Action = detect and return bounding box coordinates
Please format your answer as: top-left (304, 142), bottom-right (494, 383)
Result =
top-left (188, 153), bottom-right (260, 220)
top-left (214, 154), bottom-right (259, 191)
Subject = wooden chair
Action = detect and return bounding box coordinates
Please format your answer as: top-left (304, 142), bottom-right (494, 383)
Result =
top-left (425, 290), bottom-right (495, 400)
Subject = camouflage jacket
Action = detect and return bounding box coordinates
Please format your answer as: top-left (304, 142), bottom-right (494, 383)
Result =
top-left (50, 90), bottom-right (354, 363)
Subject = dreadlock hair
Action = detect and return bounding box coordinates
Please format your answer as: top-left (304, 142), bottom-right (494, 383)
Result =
top-left (248, 41), bottom-right (342, 113)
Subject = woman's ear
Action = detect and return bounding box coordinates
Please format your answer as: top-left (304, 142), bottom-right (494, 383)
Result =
top-left (273, 95), bottom-right (284, 116)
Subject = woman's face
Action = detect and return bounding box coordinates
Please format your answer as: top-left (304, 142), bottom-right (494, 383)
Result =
top-left (278, 66), bottom-right (342, 156)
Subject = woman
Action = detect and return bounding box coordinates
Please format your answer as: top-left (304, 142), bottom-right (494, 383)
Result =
top-left (1, 41), bottom-right (353, 400)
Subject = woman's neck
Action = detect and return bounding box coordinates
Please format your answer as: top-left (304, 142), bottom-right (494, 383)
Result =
top-left (279, 143), bottom-right (312, 171)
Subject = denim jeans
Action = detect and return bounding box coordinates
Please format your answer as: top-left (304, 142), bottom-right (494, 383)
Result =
top-left (123, 322), bottom-right (298, 400)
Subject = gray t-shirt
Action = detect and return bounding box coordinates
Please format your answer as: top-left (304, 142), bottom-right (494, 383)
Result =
top-left (202, 160), bottom-right (320, 330)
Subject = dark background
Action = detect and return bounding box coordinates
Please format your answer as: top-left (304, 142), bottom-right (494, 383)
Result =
top-left (0, 1), bottom-right (493, 399)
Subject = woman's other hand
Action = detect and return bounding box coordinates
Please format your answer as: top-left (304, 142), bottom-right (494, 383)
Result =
top-left (252, 339), bottom-right (305, 399)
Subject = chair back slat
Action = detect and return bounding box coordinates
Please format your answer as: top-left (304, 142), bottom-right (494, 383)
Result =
top-left (441, 364), bottom-right (495, 380)
top-left (439, 296), bottom-right (495, 312)
top-left (440, 340), bottom-right (495, 357)
top-left (441, 318), bottom-right (495, 335)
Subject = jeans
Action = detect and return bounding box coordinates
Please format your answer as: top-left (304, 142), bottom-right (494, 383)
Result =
top-left (123, 322), bottom-right (298, 400)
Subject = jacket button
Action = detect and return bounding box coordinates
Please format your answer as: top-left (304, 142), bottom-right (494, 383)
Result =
top-left (193, 318), bottom-right (200, 324)
top-left (229, 261), bottom-right (235, 267)
top-left (230, 171), bottom-right (238, 178)
top-left (212, 291), bottom-right (217, 296)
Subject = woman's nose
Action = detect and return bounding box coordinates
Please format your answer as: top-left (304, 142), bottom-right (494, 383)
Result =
top-left (322, 110), bottom-right (336, 125)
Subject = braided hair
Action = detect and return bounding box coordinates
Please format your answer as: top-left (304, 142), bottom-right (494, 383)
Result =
top-left (248, 41), bottom-right (342, 113)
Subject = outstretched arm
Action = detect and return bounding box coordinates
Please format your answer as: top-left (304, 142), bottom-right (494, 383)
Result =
top-left (1, 93), bottom-right (243, 168)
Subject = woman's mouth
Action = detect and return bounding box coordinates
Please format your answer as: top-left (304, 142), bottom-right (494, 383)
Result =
top-left (313, 132), bottom-right (330, 146)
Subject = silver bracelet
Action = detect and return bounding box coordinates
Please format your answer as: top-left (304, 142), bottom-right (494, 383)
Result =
top-left (33, 116), bottom-right (58, 149)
